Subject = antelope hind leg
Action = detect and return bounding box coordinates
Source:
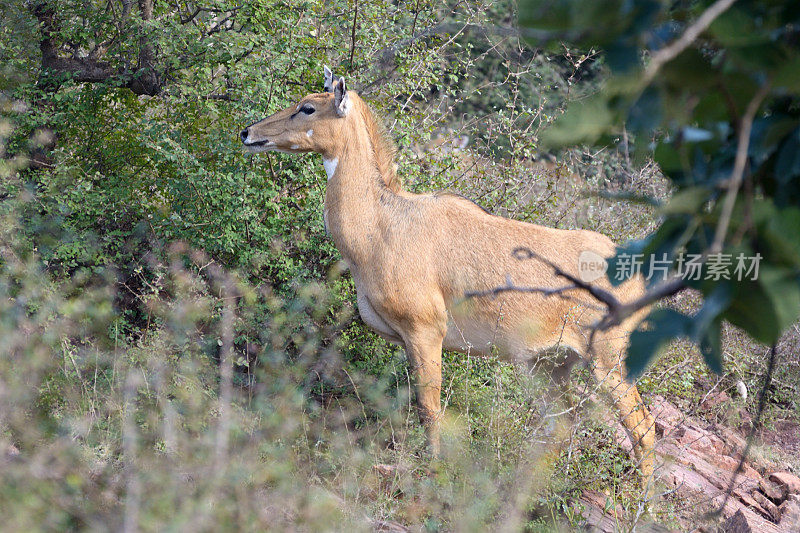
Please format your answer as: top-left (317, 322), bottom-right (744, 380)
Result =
top-left (591, 358), bottom-right (656, 498)
top-left (528, 347), bottom-right (581, 439)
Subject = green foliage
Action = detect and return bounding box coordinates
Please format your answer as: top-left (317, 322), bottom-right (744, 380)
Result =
top-left (1, 0), bottom-right (733, 528)
top-left (1, 1), bottom-right (615, 528)
top-left (520, 0), bottom-right (800, 374)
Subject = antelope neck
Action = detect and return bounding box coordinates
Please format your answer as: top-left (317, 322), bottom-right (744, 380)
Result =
top-left (322, 141), bottom-right (398, 264)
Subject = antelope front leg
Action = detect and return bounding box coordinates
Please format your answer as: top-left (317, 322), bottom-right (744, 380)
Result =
top-left (403, 329), bottom-right (444, 455)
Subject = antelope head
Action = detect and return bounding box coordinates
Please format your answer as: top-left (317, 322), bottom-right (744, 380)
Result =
top-left (240, 66), bottom-right (352, 158)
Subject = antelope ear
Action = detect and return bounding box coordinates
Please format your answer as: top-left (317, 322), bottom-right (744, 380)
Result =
top-left (323, 65), bottom-right (335, 92)
top-left (334, 77), bottom-right (350, 117)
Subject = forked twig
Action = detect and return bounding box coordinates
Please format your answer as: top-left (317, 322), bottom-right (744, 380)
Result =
top-left (493, 247), bottom-right (686, 331)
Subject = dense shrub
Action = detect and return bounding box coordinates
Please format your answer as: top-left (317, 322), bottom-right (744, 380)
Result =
top-left (3, 0), bottom-right (795, 530)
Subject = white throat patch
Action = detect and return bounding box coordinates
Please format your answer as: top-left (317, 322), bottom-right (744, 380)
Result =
top-left (306, 129), bottom-right (313, 137)
top-left (323, 157), bottom-right (338, 180)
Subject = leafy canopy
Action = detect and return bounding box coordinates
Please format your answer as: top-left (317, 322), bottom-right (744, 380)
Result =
top-left (519, 0), bottom-right (800, 375)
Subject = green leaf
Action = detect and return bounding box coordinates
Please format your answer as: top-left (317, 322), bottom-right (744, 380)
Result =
top-left (661, 186), bottom-right (710, 215)
top-left (607, 217), bottom-right (686, 287)
top-left (761, 207), bottom-right (800, 268)
top-left (626, 87), bottom-right (662, 134)
top-left (774, 55), bottom-right (800, 93)
top-left (541, 95), bottom-right (615, 148)
top-left (723, 265), bottom-right (800, 344)
top-left (692, 284), bottom-right (732, 339)
top-left (626, 309), bottom-right (692, 379)
top-left (606, 41), bottom-right (640, 73)
top-left (653, 142), bottom-right (682, 174)
top-left (699, 319), bottom-right (723, 374)
top-left (726, 43), bottom-right (786, 73)
top-left (607, 238), bottom-right (648, 287)
top-left (749, 116), bottom-right (797, 164)
top-left (692, 285), bottom-right (731, 374)
top-left (660, 48), bottom-right (718, 91)
top-left (708, 7), bottom-right (763, 47)
top-left (775, 128), bottom-right (800, 183)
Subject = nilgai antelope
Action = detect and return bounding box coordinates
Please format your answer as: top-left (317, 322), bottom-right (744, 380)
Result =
top-left (240, 67), bottom-right (655, 490)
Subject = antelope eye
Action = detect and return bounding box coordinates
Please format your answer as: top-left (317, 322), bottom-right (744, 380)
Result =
top-left (301, 105), bottom-right (315, 115)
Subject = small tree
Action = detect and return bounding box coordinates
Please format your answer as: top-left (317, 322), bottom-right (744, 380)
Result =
top-left (519, 0), bottom-right (800, 376)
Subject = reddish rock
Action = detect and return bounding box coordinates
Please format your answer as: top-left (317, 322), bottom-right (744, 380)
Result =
top-left (711, 454), bottom-right (740, 471)
top-left (662, 463), bottom-right (720, 494)
top-left (741, 463), bottom-right (762, 481)
top-left (707, 435), bottom-right (727, 454)
top-left (581, 490), bottom-right (625, 520)
top-left (758, 478), bottom-right (785, 503)
top-left (675, 425), bottom-right (724, 453)
top-left (751, 490), bottom-right (781, 522)
top-left (733, 484), bottom-right (762, 508)
top-left (769, 471), bottom-right (800, 496)
top-left (723, 509), bottom-right (754, 533)
top-left (669, 425), bottom-right (727, 459)
top-left (734, 488), bottom-right (769, 518)
top-left (701, 391), bottom-right (730, 411)
top-left (651, 395), bottom-right (684, 432)
top-left (582, 395), bottom-right (793, 531)
top-left (574, 490), bottom-right (627, 533)
top-left (778, 495), bottom-right (800, 529)
top-left (711, 454), bottom-right (760, 481)
top-left (721, 508), bottom-right (783, 533)
top-left (612, 425), bottom-right (633, 452)
top-left (715, 425), bottom-right (748, 453)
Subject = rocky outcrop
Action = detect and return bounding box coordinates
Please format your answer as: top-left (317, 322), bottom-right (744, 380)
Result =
top-left (769, 472), bottom-right (800, 500)
top-left (578, 395), bottom-right (800, 532)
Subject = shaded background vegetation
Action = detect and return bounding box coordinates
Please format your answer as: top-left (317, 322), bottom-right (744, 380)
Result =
top-left (1, 0), bottom-right (798, 530)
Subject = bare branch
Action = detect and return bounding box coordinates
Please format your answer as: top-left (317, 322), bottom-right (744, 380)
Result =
top-left (470, 247), bottom-right (686, 333)
top-left (33, 2), bottom-right (116, 83)
top-left (511, 247), bottom-right (623, 312)
top-left (377, 23), bottom-right (519, 67)
top-left (710, 82), bottom-right (771, 253)
top-left (642, 0), bottom-right (737, 87)
top-left (207, 14), bottom-right (237, 36)
top-left (32, 0), bottom-right (164, 95)
top-left (178, 4), bottom-right (242, 24)
top-left (464, 275), bottom-right (605, 311)
top-left (606, 277), bottom-right (686, 328)
top-left (349, 0), bottom-right (359, 68)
